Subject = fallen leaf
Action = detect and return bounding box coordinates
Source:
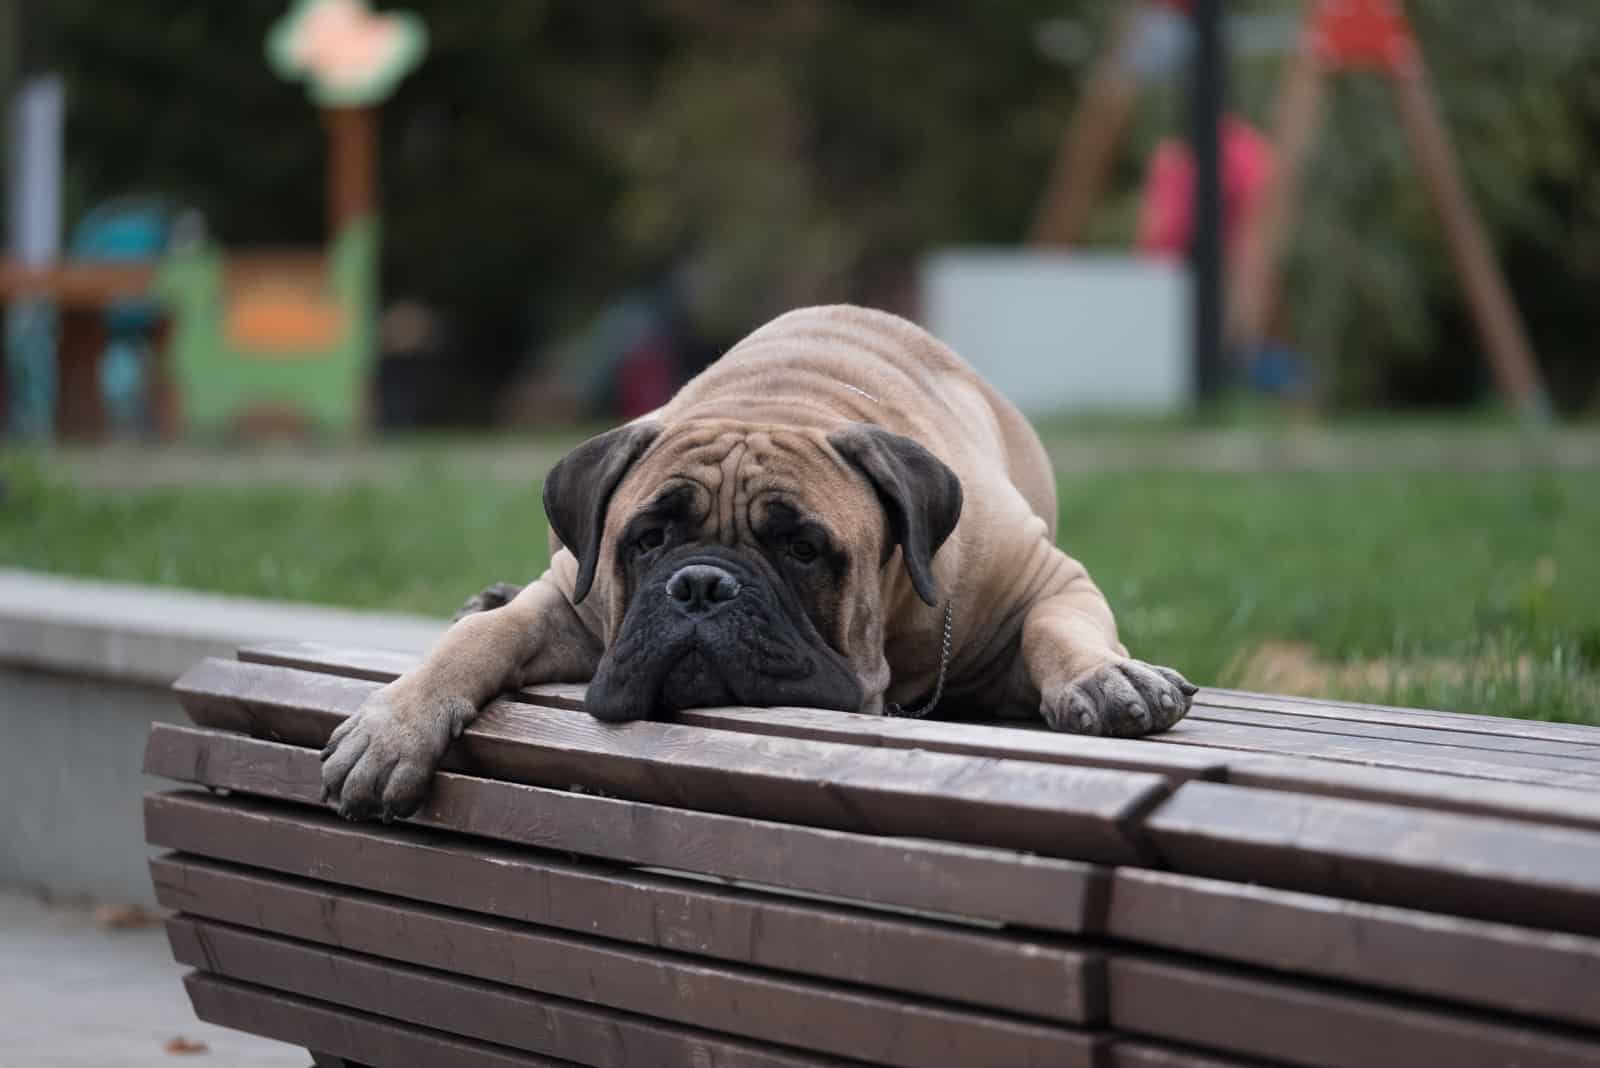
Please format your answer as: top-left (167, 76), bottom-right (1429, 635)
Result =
top-left (95, 903), bottom-right (160, 930)
top-left (164, 1036), bottom-right (209, 1055)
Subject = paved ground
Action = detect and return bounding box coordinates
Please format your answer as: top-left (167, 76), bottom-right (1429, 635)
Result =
top-left (0, 890), bottom-right (307, 1067)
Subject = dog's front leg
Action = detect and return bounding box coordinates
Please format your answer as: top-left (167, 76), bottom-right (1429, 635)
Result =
top-left (320, 569), bottom-right (601, 820)
top-left (1019, 551), bottom-right (1196, 737)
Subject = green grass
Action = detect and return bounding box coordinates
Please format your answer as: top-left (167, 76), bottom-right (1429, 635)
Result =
top-left (3, 455), bottom-right (1596, 723)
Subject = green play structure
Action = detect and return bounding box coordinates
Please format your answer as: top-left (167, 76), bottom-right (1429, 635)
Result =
top-left (159, 0), bottom-right (424, 435)
top-left (155, 219), bottom-right (379, 434)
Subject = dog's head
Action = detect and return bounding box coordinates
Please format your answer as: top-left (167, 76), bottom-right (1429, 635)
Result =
top-left (543, 418), bottom-right (962, 721)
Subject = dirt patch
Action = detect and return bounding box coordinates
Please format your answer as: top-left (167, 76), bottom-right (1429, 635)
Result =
top-left (1228, 639), bottom-right (1514, 700)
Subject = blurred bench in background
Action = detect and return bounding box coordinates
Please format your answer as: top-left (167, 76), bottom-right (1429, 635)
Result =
top-left (144, 641), bottom-right (1600, 1068)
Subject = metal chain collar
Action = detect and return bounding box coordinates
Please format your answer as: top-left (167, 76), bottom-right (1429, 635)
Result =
top-left (885, 600), bottom-right (954, 719)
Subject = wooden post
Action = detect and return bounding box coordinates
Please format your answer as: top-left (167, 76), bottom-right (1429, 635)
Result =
top-left (321, 105), bottom-right (377, 232)
top-left (1389, 64), bottom-right (1549, 419)
top-left (1227, 32), bottom-right (1326, 353)
top-left (1029, 7), bottom-right (1142, 247)
top-left (1190, 0), bottom-right (1227, 400)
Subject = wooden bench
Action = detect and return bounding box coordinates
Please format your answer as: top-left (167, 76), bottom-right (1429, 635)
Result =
top-left (143, 641), bottom-right (1600, 1068)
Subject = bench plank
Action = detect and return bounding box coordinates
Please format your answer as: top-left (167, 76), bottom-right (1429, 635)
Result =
top-left (1108, 868), bottom-right (1600, 1029)
top-left (185, 974), bottom-right (575, 1068)
top-left (1108, 955), bottom-right (1600, 1068)
top-left (237, 642), bottom-right (1231, 783)
top-left (177, 657), bottom-right (1166, 864)
top-left (1146, 782), bottom-right (1600, 935)
top-left (174, 916), bottom-right (843, 1068)
top-left (143, 724), bottom-right (1105, 933)
top-left (1200, 688), bottom-right (1600, 748)
top-left (145, 793), bottom-right (1099, 1022)
top-left (168, 916), bottom-right (1101, 1068)
top-left (1145, 720), bottom-right (1600, 788)
top-left (1224, 757), bottom-right (1600, 833)
top-left (1107, 1042), bottom-right (1263, 1068)
top-left (1188, 706), bottom-right (1600, 762)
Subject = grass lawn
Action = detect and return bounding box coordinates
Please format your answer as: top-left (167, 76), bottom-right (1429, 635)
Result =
top-left (3, 453), bottom-right (1596, 724)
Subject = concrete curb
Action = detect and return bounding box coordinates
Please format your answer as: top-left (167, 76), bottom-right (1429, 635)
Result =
top-left (0, 568), bottom-right (445, 904)
top-left (0, 568), bottom-right (443, 685)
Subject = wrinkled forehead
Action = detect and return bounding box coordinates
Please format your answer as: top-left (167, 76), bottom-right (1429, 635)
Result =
top-left (611, 422), bottom-right (875, 537)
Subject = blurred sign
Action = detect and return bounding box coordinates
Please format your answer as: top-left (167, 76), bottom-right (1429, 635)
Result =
top-left (920, 251), bottom-right (1190, 415)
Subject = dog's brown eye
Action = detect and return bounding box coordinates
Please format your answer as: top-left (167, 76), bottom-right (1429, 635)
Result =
top-left (636, 528), bottom-right (665, 552)
top-left (788, 538), bottom-right (818, 563)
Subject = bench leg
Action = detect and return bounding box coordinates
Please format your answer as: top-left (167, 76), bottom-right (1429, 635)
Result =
top-left (309, 1052), bottom-right (373, 1068)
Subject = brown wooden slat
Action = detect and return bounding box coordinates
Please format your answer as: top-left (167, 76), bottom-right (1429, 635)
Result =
top-left (145, 792), bottom-right (1098, 1023)
top-left (1107, 1041), bottom-right (1266, 1068)
top-left (241, 642), bottom-right (1600, 830)
top-left (178, 657), bottom-right (1165, 864)
top-left (168, 916), bottom-right (1100, 1068)
top-left (1108, 955), bottom-right (1600, 1068)
top-left (184, 972), bottom-right (581, 1068)
top-left (1225, 757), bottom-right (1600, 833)
top-left (142, 724), bottom-right (1105, 933)
top-left (237, 641), bottom-right (1231, 783)
top-left (177, 908), bottom-right (843, 1068)
top-left (1190, 704), bottom-right (1600, 761)
top-left (1108, 868), bottom-right (1600, 1029)
top-left (1145, 782), bottom-right (1600, 935)
top-left (1146, 719), bottom-right (1600, 788)
top-left (1202, 687), bottom-right (1600, 748)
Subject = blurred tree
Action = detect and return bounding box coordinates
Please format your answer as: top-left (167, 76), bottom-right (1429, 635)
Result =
top-left (21, 0), bottom-right (1600, 416)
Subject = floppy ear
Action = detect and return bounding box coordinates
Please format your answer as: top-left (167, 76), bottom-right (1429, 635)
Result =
top-left (828, 424), bottom-right (963, 607)
top-left (543, 421), bottom-right (662, 603)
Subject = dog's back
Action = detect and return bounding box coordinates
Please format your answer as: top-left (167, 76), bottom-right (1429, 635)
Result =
top-left (662, 305), bottom-right (1058, 535)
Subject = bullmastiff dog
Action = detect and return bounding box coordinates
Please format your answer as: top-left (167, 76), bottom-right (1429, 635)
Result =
top-left (322, 305), bottom-right (1196, 820)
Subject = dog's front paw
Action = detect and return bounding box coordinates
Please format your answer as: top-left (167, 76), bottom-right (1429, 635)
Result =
top-left (1042, 659), bottom-right (1197, 737)
top-left (320, 683), bottom-right (475, 821)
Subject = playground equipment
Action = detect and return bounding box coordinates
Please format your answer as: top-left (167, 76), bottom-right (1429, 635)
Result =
top-left (155, 0), bottom-right (425, 436)
top-left (0, 0), bottom-right (426, 438)
top-left (1031, 0), bottom-right (1550, 419)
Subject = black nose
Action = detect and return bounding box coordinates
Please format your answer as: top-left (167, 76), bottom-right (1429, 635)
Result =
top-left (666, 564), bottom-right (741, 613)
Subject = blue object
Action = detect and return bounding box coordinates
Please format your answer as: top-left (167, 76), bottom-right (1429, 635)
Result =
top-left (1246, 342), bottom-right (1315, 399)
top-left (68, 197), bottom-right (173, 435)
top-left (4, 302), bottom-right (57, 439)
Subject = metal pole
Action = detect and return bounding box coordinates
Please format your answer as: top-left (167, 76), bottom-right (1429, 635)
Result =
top-left (1189, 0), bottom-right (1226, 404)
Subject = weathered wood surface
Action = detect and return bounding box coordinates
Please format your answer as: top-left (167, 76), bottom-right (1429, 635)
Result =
top-left (168, 916), bottom-right (1101, 1068)
top-left (151, 643), bottom-right (1600, 1067)
top-left (160, 852), bottom-right (1600, 1068)
top-left (1108, 868), bottom-right (1600, 1029)
top-left (142, 724), bottom-right (1105, 933)
top-left (177, 914), bottom-right (849, 1068)
top-left (1148, 717), bottom-right (1600, 788)
top-left (1221, 756), bottom-right (1600, 834)
top-left (177, 657), bottom-right (1166, 864)
top-left (184, 973), bottom-right (578, 1068)
top-left (1146, 782), bottom-right (1600, 935)
top-left (238, 642), bottom-right (1233, 782)
top-left (145, 796), bottom-right (1098, 1022)
top-left (238, 641), bottom-right (1600, 816)
top-left (1191, 703), bottom-right (1594, 761)
top-left (1108, 955), bottom-right (1600, 1068)
top-left (1200, 687), bottom-right (1600, 747)
top-left (1105, 1044), bottom-right (1260, 1068)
